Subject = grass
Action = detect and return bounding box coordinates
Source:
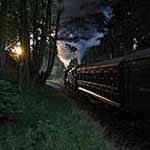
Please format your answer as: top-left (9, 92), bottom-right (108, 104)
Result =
top-left (0, 81), bottom-right (113, 150)
top-left (46, 78), bottom-right (63, 85)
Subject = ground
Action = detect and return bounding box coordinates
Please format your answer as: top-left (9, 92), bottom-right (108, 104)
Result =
top-left (0, 81), bottom-right (113, 150)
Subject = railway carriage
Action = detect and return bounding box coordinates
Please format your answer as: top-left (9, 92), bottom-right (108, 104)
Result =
top-left (64, 49), bottom-right (150, 114)
top-left (76, 57), bottom-right (125, 107)
top-left (122, 49), bottom-right (150, 113)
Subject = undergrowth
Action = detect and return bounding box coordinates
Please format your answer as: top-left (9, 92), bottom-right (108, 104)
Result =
top-left (0, 80), bottom-right (113, 150)
top-left (0, 80), bottom-right (22, 119)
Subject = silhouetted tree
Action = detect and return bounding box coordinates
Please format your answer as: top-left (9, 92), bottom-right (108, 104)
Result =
top-left (0, 0), bottom-right (63, 85)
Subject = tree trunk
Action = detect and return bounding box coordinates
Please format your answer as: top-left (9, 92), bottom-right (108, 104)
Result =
top-left (47, 0), bottom-right (52, 74)
top-left (32, 0), bottom-right (40, 78)
top-left (19, 0), bottom-right (31, 85)
top-left (48, 6), bottom-right (61, 75)
top-left (37, 2), bottom-right (62, 84)
top-left (0, 0), bottom-right (7, 66)
top-left (39, 0), bottom-right (51, 71)
top-left (32, 0), bottom-right (52, 84)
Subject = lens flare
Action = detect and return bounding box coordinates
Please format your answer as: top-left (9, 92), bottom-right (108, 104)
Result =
top-left (14, 46), bottom-right (22, 55)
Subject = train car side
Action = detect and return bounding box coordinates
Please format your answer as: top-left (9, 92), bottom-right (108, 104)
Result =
top-left (76, 57), bottom-right (125, 107)
top-left (122, 49), bottom-right (150, 114)
top-left (64, 49), bottom-right (150, 115)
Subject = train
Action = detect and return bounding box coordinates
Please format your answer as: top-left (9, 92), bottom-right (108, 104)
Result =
top-left (64, 49), bottom-right (150, 115)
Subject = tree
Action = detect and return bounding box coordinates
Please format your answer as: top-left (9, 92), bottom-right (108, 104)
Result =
top-left (99, 0), bottom-right (150, 58)
top-left (81, 0), bottom-right (150, 63)
top-left (0, 0), bottom-right (63, 85)
top-left (0, 0), bottom-right (7, 65)
top-left (46, 0), bottom-right (64, 82)
top-left (19, 0), bottom-right (30, 85)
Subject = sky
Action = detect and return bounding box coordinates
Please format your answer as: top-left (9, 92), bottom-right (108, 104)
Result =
top-left (56, 0), bottom-right (108, 68)
top-left (62, 0), bottom-right (101, 19)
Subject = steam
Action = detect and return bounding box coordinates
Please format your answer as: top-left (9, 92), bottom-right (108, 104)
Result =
top-left (57, 40), bottom-right (76, 67)
top-left (57, 25), bottom-right (103, 68)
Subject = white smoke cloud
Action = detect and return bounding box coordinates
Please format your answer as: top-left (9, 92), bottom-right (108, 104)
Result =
top-left (57, 27), bottom-right (103, 68)
top-left (57, 41), bottom-right (76, 67)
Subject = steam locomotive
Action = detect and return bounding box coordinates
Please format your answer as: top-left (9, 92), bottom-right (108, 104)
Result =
top-left (64, 49), bottom-right (150, 114)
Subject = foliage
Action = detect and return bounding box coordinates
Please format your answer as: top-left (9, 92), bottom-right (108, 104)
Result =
top-left (68, 58), bottom-right (78, 68)
top-left (0, 0), bottom-right (63, 85)
top-left (105, 0), bottom-right (150, 57)
top-left (82, 0), bottom-right (150, 63)
top-left (50, 66), bottom-right (63, 80)
top-left (47, 57), bottom-right (64, 83)
top-left (0, 80), bottom-right (22, 119)
top-left (0, 84), bottom-right (113, 150)
top-left (82, 46), bottom-right (109, 64)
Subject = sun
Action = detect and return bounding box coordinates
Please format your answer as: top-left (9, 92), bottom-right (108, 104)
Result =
top-left (14, 46), bottom-right (22, 56)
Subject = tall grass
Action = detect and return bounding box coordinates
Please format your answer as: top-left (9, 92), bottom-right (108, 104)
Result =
top-left (0, 80), bottom-right (113, 150)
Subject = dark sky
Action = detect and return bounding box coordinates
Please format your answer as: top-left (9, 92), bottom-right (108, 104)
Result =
top-left (62, 0), bottom-right (101, 18)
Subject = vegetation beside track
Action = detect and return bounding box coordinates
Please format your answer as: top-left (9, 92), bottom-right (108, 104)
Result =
top-left (0, 80), bottom-right (113, 150)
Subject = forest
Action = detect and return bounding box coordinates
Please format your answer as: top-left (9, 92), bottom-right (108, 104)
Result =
top-left (0, 0), bottom-right (150, 149)
top-left (81, 0), bottom-right (150, 63)
top-left (0, 0), bottom-right (63, 86)
top-left (0, 0), bottom-right (150, 84)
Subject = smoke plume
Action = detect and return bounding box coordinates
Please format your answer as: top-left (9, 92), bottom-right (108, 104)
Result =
top-left (57, 24), bottom-right (103, 67)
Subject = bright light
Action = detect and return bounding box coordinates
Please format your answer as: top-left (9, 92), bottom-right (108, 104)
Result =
top-left (14, 46), bottom-right (22, 55)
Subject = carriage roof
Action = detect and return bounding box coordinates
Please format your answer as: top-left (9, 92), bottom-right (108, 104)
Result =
top-left (77, 49), bottom-right (150, 71)
top-left (77, 57), bottom-right (125, 71)
top-left (123, 49), bottom-right (150, 62)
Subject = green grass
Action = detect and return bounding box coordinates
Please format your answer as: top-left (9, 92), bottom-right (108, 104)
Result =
top-left (46, 78), bottom-right (63, 84)
top-left (0, 81), bottom-right (113, 150)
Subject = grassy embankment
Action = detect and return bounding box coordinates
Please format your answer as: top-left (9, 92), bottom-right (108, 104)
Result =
top-left (0, 80), bottom-right (113, 150)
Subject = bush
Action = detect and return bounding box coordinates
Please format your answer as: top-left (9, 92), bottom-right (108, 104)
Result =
top-left (0, 80), bottom-right (22, 120)
top-left (0, 86), bottom-right (113, 150)
top-left (0, 68), bottom-right (18, 83)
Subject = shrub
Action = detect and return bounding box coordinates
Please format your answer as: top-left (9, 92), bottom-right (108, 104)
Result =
top-left (0, 80), bottom-right (22, 120)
